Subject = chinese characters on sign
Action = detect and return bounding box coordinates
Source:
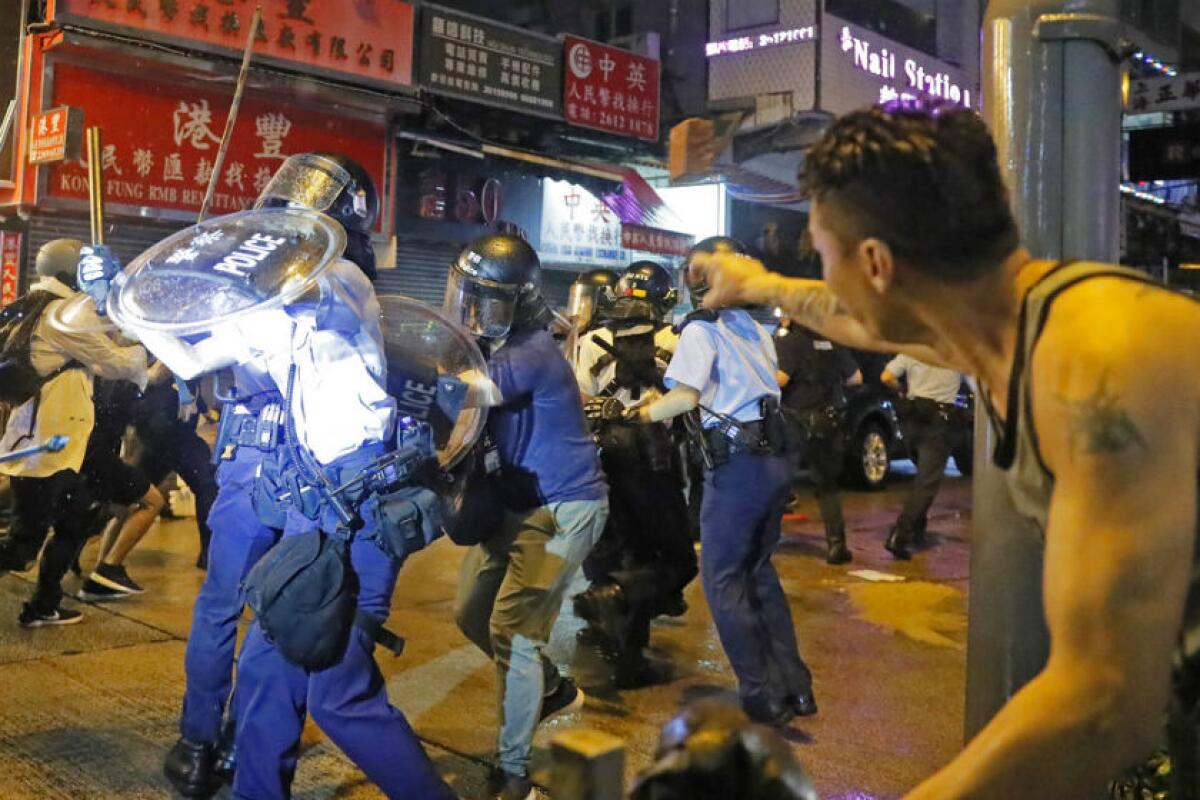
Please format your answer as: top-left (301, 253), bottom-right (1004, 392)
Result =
top-left (540, 179), bottom-right (630, 269)
top-left (45, 64), bottom-right (386, 222)
top-left (705, 26), bottom-right (817, 57)
top-left (1126, 73), bottom-right (1200, 114)
top-left (54, 0), bottom-right (414, 89)
top-left (621, 224), bottom-right (694, 257)
top-left (417, 6), bottom-right (562, 116)
top-left (28, 107), bottom-right (80, 164)
top-left (563, 35), bottom-right (660, 142)
top-left (0, 232), bottom-right (20, 307)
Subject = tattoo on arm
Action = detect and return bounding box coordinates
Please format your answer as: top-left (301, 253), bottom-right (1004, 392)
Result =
top-left (779, 282), bottom-right (845, 328)
top-left (1061, 371), bottom-right (1147, 459)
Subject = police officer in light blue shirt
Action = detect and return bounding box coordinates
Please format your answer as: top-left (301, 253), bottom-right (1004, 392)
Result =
top-left (598, 237), bottom-right (816, 727)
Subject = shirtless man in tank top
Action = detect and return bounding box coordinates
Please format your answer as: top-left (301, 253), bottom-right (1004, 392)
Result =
top-left (690, 101), bottom-right (1200, 799)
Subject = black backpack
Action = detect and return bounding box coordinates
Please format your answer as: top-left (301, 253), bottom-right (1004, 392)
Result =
top-left (0, 290), bottom-right (69, 406)
top-left (242, 528), bottom-right (360, 672)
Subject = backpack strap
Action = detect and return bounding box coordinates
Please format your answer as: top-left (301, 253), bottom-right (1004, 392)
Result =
top-left (674, 308), bottom-right (718, 333)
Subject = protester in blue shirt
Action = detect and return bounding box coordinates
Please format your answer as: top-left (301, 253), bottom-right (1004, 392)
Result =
top-left (595, 237), bottom-right (815, 728)
top-left (445, 234), bottom-right (608, 800)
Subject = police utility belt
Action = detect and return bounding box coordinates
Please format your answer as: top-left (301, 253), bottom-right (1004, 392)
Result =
top-left (214, 391), bottom-right (444, 672)
top-left (701, 397), bottom-right (792, 467)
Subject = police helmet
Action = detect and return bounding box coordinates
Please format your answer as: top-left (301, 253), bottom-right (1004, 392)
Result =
top-left (611, 260), bottom-right (678, 322)
top-left (567, 268), bottom-right (620, 330)
top-left (685, 236), bottom-right (747, 305)
top-left (255, 153), bottom-right (379, 280)
top-left (36, 239), bottom-right (84, 290)
top-left (444, 234), bottom-right (548, 339)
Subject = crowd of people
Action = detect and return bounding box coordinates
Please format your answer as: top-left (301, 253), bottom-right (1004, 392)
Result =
top-left (0, 97), bottom-right (1197, 800)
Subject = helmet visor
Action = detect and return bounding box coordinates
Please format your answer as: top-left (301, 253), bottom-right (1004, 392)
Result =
top-left (566, 283), bottom-right (596, 329)
top-left (254, 154), bottom-right (353, 214)
top-left (443, 268), bottom-right (518, 339)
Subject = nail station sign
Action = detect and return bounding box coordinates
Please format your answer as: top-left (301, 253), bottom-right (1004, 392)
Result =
top-left (820, 14), bottom-right (976, 113)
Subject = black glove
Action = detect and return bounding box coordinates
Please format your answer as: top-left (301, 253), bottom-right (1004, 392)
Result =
top-left (584, 397), bottom-right (640, 423)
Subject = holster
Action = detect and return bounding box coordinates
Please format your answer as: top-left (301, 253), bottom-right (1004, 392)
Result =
top-left (370, 484), bottom-right (445, 562)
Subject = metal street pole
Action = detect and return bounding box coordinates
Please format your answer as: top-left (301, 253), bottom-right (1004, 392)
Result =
top-left (967, 0), bottom-right (1124, 740)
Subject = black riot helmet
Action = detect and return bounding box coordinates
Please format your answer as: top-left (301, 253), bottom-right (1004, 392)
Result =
top-left (611, 260), bottom-right (678, 323)
top-left (684, 236), bottom-right (748, 306)
top-left (444, 234), bottom-right (548, 339)
top-left (567, 268), bottom-right (620, 331)
top-left (254, 152), bottom-right (380, 280)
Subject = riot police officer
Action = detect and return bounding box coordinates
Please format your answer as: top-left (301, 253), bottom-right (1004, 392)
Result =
top-left (80, 153), bottom-right (455, 800)
top-left (612, 237), bottom-right (815, 727)
top-left (576, 260), bottom-right (698, 687)
top-left (446, 234), bottom-right (608, 800)
top-left (774, 318), bottom-right (862, 564)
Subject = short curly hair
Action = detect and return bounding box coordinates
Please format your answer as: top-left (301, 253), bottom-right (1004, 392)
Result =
top-left (801, 102), bottom-right (1019, 281)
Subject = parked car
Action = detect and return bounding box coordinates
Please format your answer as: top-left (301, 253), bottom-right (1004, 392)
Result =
top-left (838, 383), bottom-right (975, 490)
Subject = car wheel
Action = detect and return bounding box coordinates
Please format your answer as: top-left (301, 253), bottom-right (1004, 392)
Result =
top-left (849, 421), bottom-right (891, 490)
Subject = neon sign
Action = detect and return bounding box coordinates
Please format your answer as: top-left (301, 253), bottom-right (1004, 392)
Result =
top-left (837, 26), bottom-right (972, 107)
top-left (706, 26), bottom-right (817, 58)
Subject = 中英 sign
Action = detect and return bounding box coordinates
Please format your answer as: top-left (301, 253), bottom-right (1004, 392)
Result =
top-left (52, 0), bottom-right (414, 91)
top-left (540, 178), bottom-right (629, 269)
top-left (27, 106), bottom-right (82, 165)
top-left (417, 5), bottom-right (562, 117)
top-left (563, 35), bottom-right (660, 142)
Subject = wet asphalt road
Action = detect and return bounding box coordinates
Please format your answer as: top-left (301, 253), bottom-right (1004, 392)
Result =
top-left (0, 462), bottom-right (971, 799)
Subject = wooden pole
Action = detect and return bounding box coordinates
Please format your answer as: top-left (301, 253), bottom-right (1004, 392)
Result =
top-left (86, 126), bottom-right (104, 245)
top-left (198, 4), bottom-right (262, 222)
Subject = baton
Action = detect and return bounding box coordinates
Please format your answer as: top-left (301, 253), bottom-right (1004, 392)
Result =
top-left (0, 436), bottom-right (69, 465)
top-left (86, 127), bottom-right (104, 245)
top-left (199, 4), bottom-right (262, 222)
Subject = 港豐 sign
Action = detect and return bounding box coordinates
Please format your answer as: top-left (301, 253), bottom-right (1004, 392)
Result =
top-left (28, 107), bottom-right (82, 165)
top-left (1126, 73), bottom-right (1200, 114)
top-left (621, 224), bottom-right (693, 257)
top-left (563, 35), bottom-right (660, 142)
top-left (417, 5), bottom-right (562, 117)
top-left (540, 179), bottom-right (630, 269)
top-left (43, 63), bottom-right (386, 224)
top-left (51, 0), bottom-right (414, 91)
top-left (819, 13), bottom-right (976, 114)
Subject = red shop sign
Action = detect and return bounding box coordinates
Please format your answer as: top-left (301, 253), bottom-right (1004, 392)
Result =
top-left (1, 232), bottom-right (21, 307)
top-left (45, 64), bottom-right (386, 224)
top-left (621, 223), bottom-right (693, 257)
top-left (28, 106), bottom-right (81, 165)
top-left (52, 0), bottom-right (414, 90)
top-left (562, 35), bottom-right (660, 142)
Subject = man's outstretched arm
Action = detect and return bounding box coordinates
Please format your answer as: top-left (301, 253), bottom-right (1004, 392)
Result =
top-left (906, 294), bottom-right (1198, 799)
top-left (688, 252), bottom-right (951, 366)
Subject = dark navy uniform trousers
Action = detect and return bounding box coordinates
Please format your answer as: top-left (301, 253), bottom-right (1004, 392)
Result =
top-left (700, 449), bottom-right (813, 707)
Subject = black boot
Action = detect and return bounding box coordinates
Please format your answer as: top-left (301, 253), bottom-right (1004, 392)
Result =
top-left (212, 718), bottom-right (237, 784)
top-left (164, 737), bottom-right (222, 799)
top-left (825, 527), bottom-right (852, 565)
top-left (885, 525), bottom-right (912, 560)
top-left (573, 583), bottom-right (629, 651)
